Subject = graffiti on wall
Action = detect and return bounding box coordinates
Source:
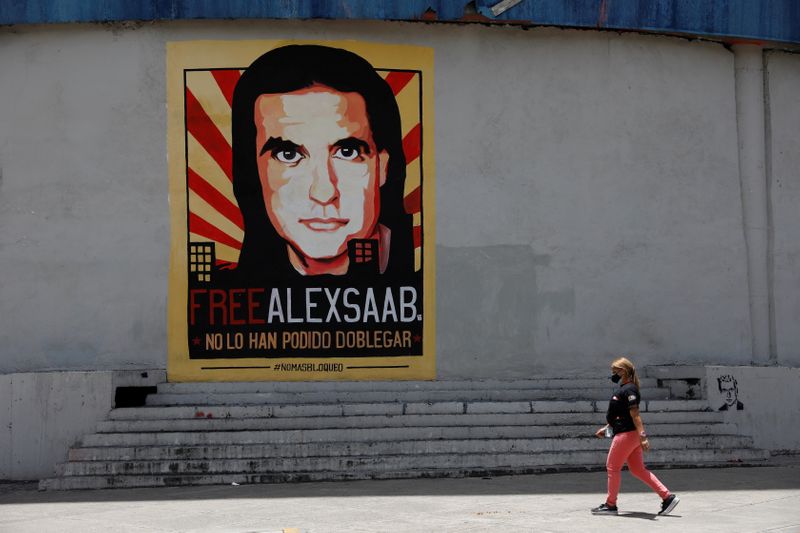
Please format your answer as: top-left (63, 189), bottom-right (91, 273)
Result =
top-left (717, 374), bottom-right (745, 411)
top-left (167, 40), bottom-right (435, 381)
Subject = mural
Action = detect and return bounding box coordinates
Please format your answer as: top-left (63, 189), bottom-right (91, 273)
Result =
top-left (717, 374), bottom-right (744, 411)
top-left (167, 41), bottom-right (435, 381)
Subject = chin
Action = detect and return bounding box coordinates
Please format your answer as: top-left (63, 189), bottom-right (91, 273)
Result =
top-left (294, 241), bottom-right (348, 261)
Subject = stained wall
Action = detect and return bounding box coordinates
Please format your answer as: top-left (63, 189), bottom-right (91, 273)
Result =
top-left (0, 20), bottom-right (796, 378)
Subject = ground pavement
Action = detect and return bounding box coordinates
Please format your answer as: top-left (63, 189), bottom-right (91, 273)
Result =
top-left (1, 465), bottom-right (799, 532)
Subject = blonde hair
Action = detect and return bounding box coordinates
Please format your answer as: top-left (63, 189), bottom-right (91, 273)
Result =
top-left (612, 357), bottom-right (640, 388)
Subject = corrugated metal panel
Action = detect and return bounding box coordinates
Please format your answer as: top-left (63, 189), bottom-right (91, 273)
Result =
top-left (0, 1), bottom-right (459, 24)
top-left (2, 0), bottom-right (799, 45)
top-left (475, 0), bottom-right (800, 45)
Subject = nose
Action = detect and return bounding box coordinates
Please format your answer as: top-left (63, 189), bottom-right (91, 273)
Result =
top-left (308, 158), bottom-right (338, 205)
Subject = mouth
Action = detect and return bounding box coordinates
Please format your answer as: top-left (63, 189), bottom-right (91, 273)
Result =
top-left (299, 218), bottom-right (349, 231)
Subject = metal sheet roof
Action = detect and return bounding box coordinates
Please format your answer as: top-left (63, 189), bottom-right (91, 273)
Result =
top-left (2, 1), bottom-right (799, 46)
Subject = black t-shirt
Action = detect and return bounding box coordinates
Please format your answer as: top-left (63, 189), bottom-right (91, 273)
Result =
top-left (606, 382), bottom-right (641, 434)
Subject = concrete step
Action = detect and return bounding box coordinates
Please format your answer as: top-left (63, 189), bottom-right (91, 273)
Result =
top-left (646, 400), bottom-right (710, 412)
top-left (156, 378), bottom-right (662, 394)
top-left (106, 408), bottom-right (725, 426)
top-left (142, 396), bottom-right (708, 415)
top-left (143, 399), bottom-right (607, 413)
top-left (38, 450), bottom-right (769, 491)
top-left (67, 435), bottom-right (756, 462)
top-left (118, 401), bottom-right (600, 418)
top-left (40, 374), bottom-right (762, 491)
top-left (96, 411), bottom-right (728, 433)
top-left (56, 448), bottom-right (771, 477)
top-left (80, 423), bottom-right (742, 447)
top-left (146, 387), bottom-right (672, 405)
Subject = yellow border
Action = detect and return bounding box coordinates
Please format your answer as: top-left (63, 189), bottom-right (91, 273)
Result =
top-left (167, 40), bottom-right (435, 382)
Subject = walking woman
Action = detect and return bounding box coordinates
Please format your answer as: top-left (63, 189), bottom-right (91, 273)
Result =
top-left (591, 357), bottom-right (680, 516)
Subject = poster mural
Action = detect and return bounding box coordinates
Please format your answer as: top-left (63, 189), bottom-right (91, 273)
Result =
top-left (167, 40), bottom-right (435, 381)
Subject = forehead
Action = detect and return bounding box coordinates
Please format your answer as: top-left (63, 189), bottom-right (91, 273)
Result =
top-left (254, 86), bottom-right (371, 140)
top-left (720, 381), bottom-right (735, 388)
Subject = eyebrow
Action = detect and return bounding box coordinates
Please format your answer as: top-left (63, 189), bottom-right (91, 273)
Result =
top-left (333, 137), bottom-right (371, 155)
top-left (259, 137), bottom-right (301, 157)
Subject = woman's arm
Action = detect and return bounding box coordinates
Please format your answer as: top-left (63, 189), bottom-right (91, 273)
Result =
top-left (595, 424), bottom-right (609, 438)
top-left (630, 406), bottom-right (650, 451)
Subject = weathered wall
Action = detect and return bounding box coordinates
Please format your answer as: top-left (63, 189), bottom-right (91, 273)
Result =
top-left (0, 20), bottom-right (796, 378)
top-left (767, 51), bottom-right (800, 367)
top-left (705, 365), bottom-right (800, 451)
top-left (0, 24), bottom-right (168, 372)
top-left (435, 29), bottom-right (749, 377)
top-left (0, 372), bottom-right (114, 479)
top-left (0, 370), bottom-right (164, 479)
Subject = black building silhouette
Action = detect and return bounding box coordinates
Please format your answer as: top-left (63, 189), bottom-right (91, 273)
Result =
top-left (348, 239), bottom-right (379, 275)
top-left (189, 242), bottom-right (215, 283)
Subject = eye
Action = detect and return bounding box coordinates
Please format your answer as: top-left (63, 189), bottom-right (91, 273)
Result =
top-left (274, 149), bottom-right (303, 164)
top-left (333, 146), bottom-right (361, 161)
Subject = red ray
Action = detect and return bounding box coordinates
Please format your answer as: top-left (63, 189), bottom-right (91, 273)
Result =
top-left (211, 70), bottom-right (241, 108)
top-left (187, 167), bottom-right (244, 231)
top-left (216, 259), bottom-right (238, 270)
top-left (404, 185), bottom-right (420, 214)
top-left (189, 212), bottom-right (242, 251)
top-left (186, 88), bottom-right (233, 181)
top-left (384, 71), bottom-right (415, 95)
top-left (413, 225), bottom-right (421, 248)
top-left (402, 123), bottom-right (421, 165)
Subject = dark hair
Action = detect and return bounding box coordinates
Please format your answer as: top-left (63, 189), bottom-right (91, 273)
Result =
top-left (231, 44), bottom-right (413, 278)
top-left (717, 375), bottom-right (738, 392)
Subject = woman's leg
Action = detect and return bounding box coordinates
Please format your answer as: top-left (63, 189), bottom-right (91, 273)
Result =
top-left (606, 432), bottom-right (640, 506)
top-left (626, 444), bottom-right (670, 499)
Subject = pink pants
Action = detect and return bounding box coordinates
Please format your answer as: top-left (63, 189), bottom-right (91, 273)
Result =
top-left (606, 430), bottom-right (670, 506)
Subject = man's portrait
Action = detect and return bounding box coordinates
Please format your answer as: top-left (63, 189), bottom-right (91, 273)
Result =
top-left (231, 45), bottom-right (414, 278)
top-left (168, 39), bottom-right (434, 376)
top-left (718, 374), bottom-right (744, 411)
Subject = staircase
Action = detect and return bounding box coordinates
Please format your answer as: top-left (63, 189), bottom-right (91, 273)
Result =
top-left (40, 377), bottom-right (770, 490)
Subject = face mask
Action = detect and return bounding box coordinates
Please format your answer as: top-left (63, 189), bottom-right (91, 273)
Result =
top-left (610, 373), bottom-right (621, 384)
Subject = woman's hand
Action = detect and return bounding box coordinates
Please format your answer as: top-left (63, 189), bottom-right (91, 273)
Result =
top-left (595, 426), bottom-right (607, 438)
top-left (630, 406), bottom-right (650, 451)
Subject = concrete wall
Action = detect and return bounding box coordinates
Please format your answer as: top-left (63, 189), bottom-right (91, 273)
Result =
top-left (0, 20), bottom-right (797, 378)
top-left (436, 30), bottom-right (749, 376)
top-left (705, 365), bottom-right (800, 451)
top-left (0, 372), bottom-right (114, 479)
top-left (0, 24), bottom-right (168, 373)
top-left (767, 51), bottom-right (800, 367)
top-left (0, 370), bottom-right (164, 479)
